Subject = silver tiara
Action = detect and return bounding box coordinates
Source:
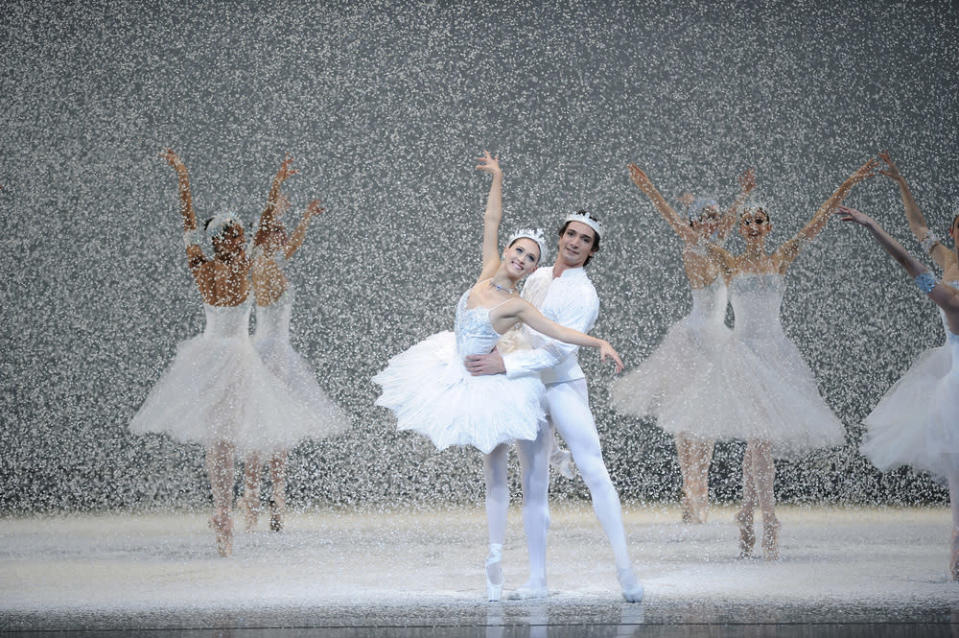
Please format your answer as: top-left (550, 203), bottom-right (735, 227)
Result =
top-left (206, 211), bottom-right (241, 238)
top-left (507, 228), bottom-right (548, 262)
top-left (564, 211), bottom-right (602, 238)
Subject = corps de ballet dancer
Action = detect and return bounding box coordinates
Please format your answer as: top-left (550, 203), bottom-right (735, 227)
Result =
top-left (131, 150), bottom-right (314, 556)
top-left (705, 158), bottom-right (878, 559)
top-left (840, 203), bottom-right (959, 581)
top-left (238, 156), bottom-right (350, 533)
top-left (611, 163), bottom-right (754, 524)
top-left (372, 152), bottom-right (623, 602)
top-left (465, 208), bottom-right (645, 602)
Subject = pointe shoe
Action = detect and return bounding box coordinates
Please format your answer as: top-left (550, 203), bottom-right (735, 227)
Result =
top-left (950, 528), bottom-right (959, 582)
top-left (269, 497), bottom-right (284, 533)
top-left (485, 544), bottom-right (504, 602)
top-left (736, 509), bottom-right (755, 558)
top-left (507, 582), bottom-right (549, 600)
top-left (617, 567), bottom-right (644, 603)
top-left (210, 512), bottom-right (233, 557)
top-left (681, 497), bottom-right (703, 525)
top-left (238, 494), bottom-right (259, 531)
top-left (762, 514), bottom-right (780, 561)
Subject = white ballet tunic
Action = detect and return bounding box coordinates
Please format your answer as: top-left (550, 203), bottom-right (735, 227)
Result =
top-left (373, 291), bottom-right (546, 454)
top-left (861, 291), bottom-right (959, 478)
top-left (130, 298), bottom-right (315, 454)
top-left (253, 286), bottom-right (350, 443)
top-left (610, 278), bottom-right (730, 438)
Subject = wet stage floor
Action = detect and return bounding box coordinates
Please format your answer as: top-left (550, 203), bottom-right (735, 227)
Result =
top-left (1, 504), bottom-right (957, 636)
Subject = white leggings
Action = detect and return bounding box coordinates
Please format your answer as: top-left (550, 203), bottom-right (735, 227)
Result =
top-left (523, 379), bottom-right (633, 581)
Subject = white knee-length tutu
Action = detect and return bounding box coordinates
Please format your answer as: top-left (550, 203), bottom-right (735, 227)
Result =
top-left (373, 291), bottom-right (545, 454)
top-left (709, 273), bottom-right (845, 454)
top-left (253, 286), bottom-right (350, 443)
top-left (130, 298), bottom-right (315, 454)
top-left (610, 278), bottom-right (730, 438)
top-left (861, 298), bottom-right (959, 478)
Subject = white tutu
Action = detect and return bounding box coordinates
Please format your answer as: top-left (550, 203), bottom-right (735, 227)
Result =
top-left (610, 278), bottom-right (729, 438)
top-left (861, 328), bottom-right (959, 478)
top-left (131, 300), bottom-right (316, 455)
top-left (702, 273), bottom-right (845, 454)
top-left (373, 292), bottom-right (545, 455)
top-left (253, 288), bottom-right (350, 442)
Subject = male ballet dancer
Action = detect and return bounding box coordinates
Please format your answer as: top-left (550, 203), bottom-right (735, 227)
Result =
top-left (465, 211), bottom-right (643, 602)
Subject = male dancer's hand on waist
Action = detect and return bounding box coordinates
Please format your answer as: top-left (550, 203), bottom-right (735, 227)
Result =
top-left (465, 351), bottom-right (506, 376)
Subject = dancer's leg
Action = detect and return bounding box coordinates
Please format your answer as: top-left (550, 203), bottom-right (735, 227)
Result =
top-left (676, 433), bottom-right (713, 524)
top-left (516, 425), bottom-right (552, 592)
top-left (547, 380), bottom-right (642, 601)
top-left (269, 450), bottom-right (287, 532)
top-left (737, 441), bottom-right (758, 557)
top-left (482, 444), bottom-right (510, 600)
top-left (205, 440), bottom-right (235, 557)
top-left (947, 470), bottom-right (959, 580)
top-left (240, 453), bottom-right (261, 531)
top-left (749, 439), bottom-right (779, 560)
top-left (675, 434), bottom-right (697, 523)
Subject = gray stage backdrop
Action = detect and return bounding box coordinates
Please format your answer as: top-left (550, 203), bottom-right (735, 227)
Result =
top-left (1, 0), bottom-right (957, 513)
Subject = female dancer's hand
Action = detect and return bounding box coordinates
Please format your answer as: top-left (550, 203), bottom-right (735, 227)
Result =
top-left (739, 167), bottom-right (756, 194)
top-left (836, 205), bottom-right (875, 228)
top-left (848, 157), bottom-right (880, 186)
top-left (304, 199), bottom-right (325, 219)
top-left (599, 340), bottom-right (625, 373)
top-left (878, 150), bottom-right (905, 184)
top-left (627, 163), bottom-right (654, 193)
top-left (476, 151), bottom-right (501, 177)
top-left (160, 148), bottom-right (183, 169)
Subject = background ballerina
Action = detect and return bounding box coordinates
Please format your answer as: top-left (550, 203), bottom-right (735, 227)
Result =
top-left (373, 152), bottom-right (623, 601)
top-left (131, 150), bottom-right (310, 556)
top-left (705, 158), bottom-right (877, 559)
top-left (840, 203), bottom-right (959, 581)
top-left (239, 156), bottom-right (350, 533)
top-left (612, 163), bottom-right (753, 524)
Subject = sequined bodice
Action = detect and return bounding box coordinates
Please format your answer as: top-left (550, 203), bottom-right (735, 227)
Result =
top-left (202, 298), bottom-right (252, 339)
top-left (255, 286), bottom-right (294, 342)
top-left (729, 273), bottom-right (785, 340)
top-left (688, 278), bottom-right (728, 328)
top-left (454, 291), bottom-right (504, 356)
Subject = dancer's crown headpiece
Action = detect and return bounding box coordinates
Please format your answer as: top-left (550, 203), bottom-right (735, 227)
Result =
top-left (507, 228), bottom-right (548, 262)
top-left (564, 210), bottom-right (603, 238)
top-left (206, 211), bottom-right (242, 239)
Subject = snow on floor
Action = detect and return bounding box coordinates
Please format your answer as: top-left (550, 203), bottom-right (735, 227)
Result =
top-left (1, 504), bottom-right (956, 623)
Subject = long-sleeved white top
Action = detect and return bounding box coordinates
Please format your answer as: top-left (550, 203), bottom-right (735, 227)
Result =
top-left (503, 265), bottom-right (599, 384)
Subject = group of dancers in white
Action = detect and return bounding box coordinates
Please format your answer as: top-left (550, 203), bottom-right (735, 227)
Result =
top-left (132, 148), bottom-right (959, 603)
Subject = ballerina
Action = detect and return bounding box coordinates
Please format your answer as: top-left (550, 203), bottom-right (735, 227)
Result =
top-left (839, 203), bottom-right (959, 581)
top-left (612, 164), bottom-right (754, 524)
top-left (373, 152), bottom-right (623, 601)
top-left (706, 158), bottom-right (878, 559)
top-left (131, 150), bottom-right (312, 556)
top-left (238, 156), bottom-right (350, 533)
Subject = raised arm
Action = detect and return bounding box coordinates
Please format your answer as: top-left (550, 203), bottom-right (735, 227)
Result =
top-left (879, 151), bottom-right (954, 270)
top-left (774, 158), bottom-right (878, 269)
top-left (839, 205), bottom-right (959, 323)
top-left (161, 148), bottom-right (206, 268)
top-left (256, 155), bottom-right (298, 236)
top-left (281, 199), bottom-right (323, 260)
top-left (477, 151), bottom-right (504, 281)
top-left (716, 168), bottom-right (756, 240)
top-left (498, 298), bottom-right (623, 372)
top-left (628, 163), bottom-right (698, 243)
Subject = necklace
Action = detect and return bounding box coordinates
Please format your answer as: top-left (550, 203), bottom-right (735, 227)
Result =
top-left (488, 279), bottom-right (517, 295)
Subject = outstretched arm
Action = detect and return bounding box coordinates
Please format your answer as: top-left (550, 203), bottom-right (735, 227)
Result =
top-left (775, 157), bottom-right (878, 268)
top-left (628, 163), bottom-right (698, 243)
top-left (256, 155), bottom-right (298, 239)
top-left (282, 199), bottom-right (324, 260)
top-left (477, 151), bottom-right (504, 281)
top-left (879, 151), bottom-right (954, 270)
top-left (498, 298), bottom-right (623, 372)
top-left (839, 205), bottom-right (959, 320)
top-left (161, 148), bottom-right (205, 268)
top-left (716, 168), bottom-right (756, 240)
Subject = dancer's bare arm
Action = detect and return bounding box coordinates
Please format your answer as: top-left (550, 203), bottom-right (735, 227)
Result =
top-left (282, 200), bottom-right (323, 260)
top-left (775, 158), bottom-right (878, 271)
top-left (477, 151), bottom-right (504, 282)
top-left (628, 163), bottom-right (698, 243)
top-left (717, 168), bottom-right (756, 240)
top-left (161, 148), bottom-right (206, 270)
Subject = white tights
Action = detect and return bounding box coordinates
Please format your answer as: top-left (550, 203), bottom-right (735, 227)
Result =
top-left (521, 379), bottom-right (634, 583)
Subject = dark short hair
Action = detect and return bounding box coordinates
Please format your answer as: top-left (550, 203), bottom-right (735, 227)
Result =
top-left (558, 211), bottom-right (600, 267)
